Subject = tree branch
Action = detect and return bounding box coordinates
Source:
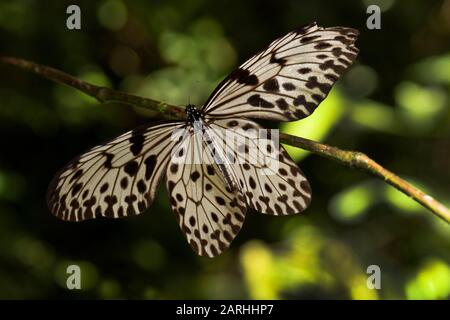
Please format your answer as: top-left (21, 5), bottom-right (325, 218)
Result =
top-left (2, 56), bottom-right (449, 224)
top-left (0, 56), bottom-right (186, 120)
top-left (279, 134), bottom-right (450, 223)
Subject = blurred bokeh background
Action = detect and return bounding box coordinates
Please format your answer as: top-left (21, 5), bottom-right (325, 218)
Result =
top-left (0, 0), bottom-right (449, 299)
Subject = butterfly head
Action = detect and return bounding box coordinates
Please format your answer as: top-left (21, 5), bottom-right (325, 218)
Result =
top-left (186, 104), bottom-right (202, 123)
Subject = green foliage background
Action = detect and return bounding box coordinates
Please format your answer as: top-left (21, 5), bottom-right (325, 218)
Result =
top-left (0, 0), bottom-right (449, 299)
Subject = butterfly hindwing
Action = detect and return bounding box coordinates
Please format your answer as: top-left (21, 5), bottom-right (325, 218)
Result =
top-left (207, 118), bottom-right (312, 215)
top-left (202, 22), bottom-right (359, 121)
top-left (166, 128), bottom-right (247, 257)
top-left (47, 121), bottom-right (184, 221)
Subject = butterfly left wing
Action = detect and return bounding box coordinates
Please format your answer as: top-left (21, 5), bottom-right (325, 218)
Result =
top-left (47, 121), bottom-right (184, 221)
top-left (207, 118), bottom-right (311, 215)
top-left (202, 22), bottom-right (358, 121)
top-left (166, 127), bottom-right (247, 257)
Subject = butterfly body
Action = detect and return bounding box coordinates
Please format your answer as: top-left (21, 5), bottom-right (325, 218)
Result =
top-left (185, 104), bottom-right (202, 123)
top-left (47, 22), bottom-right (359, 257)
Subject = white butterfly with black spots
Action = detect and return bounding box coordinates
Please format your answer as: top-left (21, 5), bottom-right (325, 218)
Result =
top-left (47, 22), bottom-right (359, 257)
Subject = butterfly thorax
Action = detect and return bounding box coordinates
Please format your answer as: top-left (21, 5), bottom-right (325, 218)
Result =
top-left (186, 104), bottom-right (202, 123)
top-left (186, 104), bottom-right (206, 134)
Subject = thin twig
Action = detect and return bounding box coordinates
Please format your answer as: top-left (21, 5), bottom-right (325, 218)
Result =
top-left (2, 56), bottom-right (449, 223)
top-left (0, 56), bottom-right (186, 120)
top-left (279, 134), bottom-right (450, 223)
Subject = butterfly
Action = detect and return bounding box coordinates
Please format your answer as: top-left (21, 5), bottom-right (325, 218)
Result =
top-left (47, 22), bottom-right (359, 257)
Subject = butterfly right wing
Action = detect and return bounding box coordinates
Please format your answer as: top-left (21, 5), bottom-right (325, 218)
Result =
top-left (166, 127), bottom-right (247, 257)
top-left (47, 121), bottom-right (185, 221)
top-left (207, 118), bottom-right (311, 215)
top-left (201, 22), bottom-right (359, 121)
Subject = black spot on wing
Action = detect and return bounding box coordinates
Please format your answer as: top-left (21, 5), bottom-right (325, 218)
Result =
top-left (170, 163), bottom-right (178, 174)
top-left (263, 78), bottom-right (279, 92)
top-left (227, 120), bottom-right (238, 127)
top-left (230, 68), bottom-right (259, 86)
top-left (137, 179), bottom-right (146, 194)
top-left (129, 130), bottom-right (145, 156)
top-left (70, 169), bottom-right (83, 183)
top-left (191, 171), bottom-right (200, 182)
top-left (72, 183), bottom-right (82, 196)
top-left (282, 83), bottom-right (295, 91)
top-left (215, 196), bottom-right (226, 206)
top-left (144, 155), bottom-right (157, 180)
top-left (104, 153), bottom-right (114, 169)
top-left (300, 35), bottom-right (321, 43)
top-left (120, 177), bottom-right (128, 189)
top-left (270, 53), bottom-right (286, 65)
top-left (124, 160), bottom-right (139, 177)
top-left (293, 95), bottom-right (316, 115)
top-left (275, 98), bottom-right (289, 110)
top-left (206, 165), bottom-right (215, 176)
top-left (314, 42), bottom-right (332, 49)
top-left (298, 67), bottom-right (312, 74)
top-left (100, 183), bottom-right (109, 193)
top-left (247, 94), bottom-right (274, 108)
top-left (294, 22), bottom-right (317, 34)
top-left (319, 60), bottom-right (346, 75)
top-left (305, 76), bottom-right (331, 94)
top-left (104, 195), bottom-right (118, 217)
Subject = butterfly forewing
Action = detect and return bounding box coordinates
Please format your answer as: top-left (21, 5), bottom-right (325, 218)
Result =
top-left (202, 22), bottom-right (359, 121)
top-left (166, 127), bottom-right (247, 257)
top-left (47, 121), bottom-right (184, 221)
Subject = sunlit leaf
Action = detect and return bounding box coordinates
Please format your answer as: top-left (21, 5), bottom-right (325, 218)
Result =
top-left (411, 54), bottom-right (450, 84)
top-left (0, 2), bottom-right (33, 35)
top-left (329, 180), bottom-right (379, 223)
top-left (395, 81), bottom-right (446, 130)
top-left (406, 259), bottom-right (450, 300)
top-left (350, 275), bottom-right (379, 300)
top-left (98, 279), bottom-right (121, 298)
top-left (98, 0), bottom-right (128, 31)
top-left (0, 170), bottom-right (25, 201)
top-left (240, 241), bottom-right (278, 299)
top-left (241, 224), bottom-right (379, 299)
top-left (132, 240), bottom-right (166, 272)
top-left (13, 236), bottom-right (54, 272)
top-left (350, 99), bottom-right (397, 133)
top-left (344, 64), bottom-right (378, 98)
